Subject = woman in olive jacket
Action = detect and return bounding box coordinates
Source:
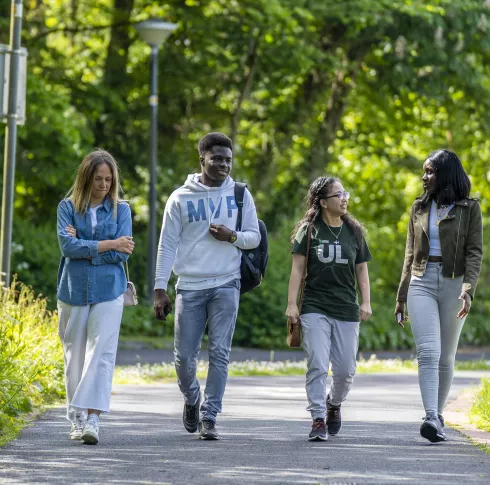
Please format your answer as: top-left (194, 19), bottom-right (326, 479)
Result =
top-left (394, 150), bottom-right (482, 443)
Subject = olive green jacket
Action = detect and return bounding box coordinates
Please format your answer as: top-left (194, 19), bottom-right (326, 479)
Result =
top-left (397, 197), bottom-right (483, 302)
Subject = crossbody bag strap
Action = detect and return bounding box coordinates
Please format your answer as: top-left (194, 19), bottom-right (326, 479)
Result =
top-left (298, 224), bottom-right (312, 314)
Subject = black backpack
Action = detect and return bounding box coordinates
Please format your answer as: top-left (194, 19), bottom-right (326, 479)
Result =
top-left (234, 182), bottom-right (269, 294)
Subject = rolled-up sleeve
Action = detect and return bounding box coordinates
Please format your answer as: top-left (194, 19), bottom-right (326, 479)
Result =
top-left (57, 201), bottom-right (98, 259)
top-left (91, 204), bottom-right (132, 265)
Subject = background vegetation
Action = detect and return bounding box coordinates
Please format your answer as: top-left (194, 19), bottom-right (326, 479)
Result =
top-left (0, 281), bottom-right (64, 445)
top-left (1, 0), bottom-right (490, 350)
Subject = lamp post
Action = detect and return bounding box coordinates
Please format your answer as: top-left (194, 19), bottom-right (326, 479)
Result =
top-left (0, 0), bottom-right (27, 287)
top-left (134, 19), bottom-right (177, 297)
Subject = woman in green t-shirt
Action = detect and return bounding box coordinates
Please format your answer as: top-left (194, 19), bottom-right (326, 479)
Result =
top-left (286, 176), bottom-right (372, 442)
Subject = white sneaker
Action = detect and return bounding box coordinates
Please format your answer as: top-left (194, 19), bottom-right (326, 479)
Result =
top-left (81, 417), bottom-right (99, 445)
top-left (69, 413), bottom-right (86, 440)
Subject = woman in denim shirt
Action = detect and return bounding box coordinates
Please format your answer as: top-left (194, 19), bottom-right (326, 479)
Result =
top-left (57, 149), bottom-right (134, 445)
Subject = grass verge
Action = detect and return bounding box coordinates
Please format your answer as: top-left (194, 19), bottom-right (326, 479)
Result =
top-left (113, 357), bottom-right (489, 385)
top-left (469, 377), bottom-right (490, 433)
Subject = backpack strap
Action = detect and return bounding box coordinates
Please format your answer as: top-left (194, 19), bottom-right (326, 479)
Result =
top-left (234, 182), bottom-right (247, 232)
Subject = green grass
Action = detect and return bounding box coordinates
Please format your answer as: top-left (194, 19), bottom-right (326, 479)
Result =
top-left (118, 335), bottom-right (174, 350)
top-left (469, 378), bottom-right (490, 433)
top-left (114, 356), bottom-right (490, 385)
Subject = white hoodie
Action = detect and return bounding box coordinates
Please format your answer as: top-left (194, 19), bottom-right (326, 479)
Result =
top-left (154, 174), bottom-right (261, 291)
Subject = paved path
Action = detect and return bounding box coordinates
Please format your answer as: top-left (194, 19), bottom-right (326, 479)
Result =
top-left (1, 373), bottom-right (489, 484)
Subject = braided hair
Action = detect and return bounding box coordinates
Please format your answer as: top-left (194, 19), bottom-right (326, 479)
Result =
top-left (421, 150), bottom-right (471, 206)
top-left (291, 176), bottom-right (365, 247)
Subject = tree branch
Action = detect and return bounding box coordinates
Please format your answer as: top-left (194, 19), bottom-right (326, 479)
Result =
top-left (231, 30), bottom-right (261, 146)
top-left (25, 21), bottom-right (131, 44)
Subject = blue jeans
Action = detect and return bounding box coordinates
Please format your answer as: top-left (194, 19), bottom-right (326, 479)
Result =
top-left (174, 279), bottom-right (240, 422)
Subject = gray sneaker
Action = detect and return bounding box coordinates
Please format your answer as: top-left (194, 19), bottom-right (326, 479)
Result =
top-left (420, 413), bottom-right (446, 443)
top-left (438, 414), bottom-right (447, 440)
top-left (308, 418), bottom-right (328, 441)
top-left (198, 419), bottom-right (219, 440)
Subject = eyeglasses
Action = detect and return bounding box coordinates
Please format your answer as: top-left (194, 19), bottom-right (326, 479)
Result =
top-left (326, 191), bottom-right (350, 200)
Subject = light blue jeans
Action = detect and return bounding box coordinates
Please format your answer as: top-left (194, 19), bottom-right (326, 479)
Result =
top-left (174, 279), bottom-right (240, 422)
top-left (408, 263), bottom-right (466, 416)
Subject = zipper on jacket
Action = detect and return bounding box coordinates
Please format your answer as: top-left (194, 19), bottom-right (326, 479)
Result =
top-left (452, 208), bottom-right (462, 278)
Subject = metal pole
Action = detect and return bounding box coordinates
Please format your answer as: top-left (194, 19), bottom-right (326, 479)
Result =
top-left (0, 0), bottom-right (23, 287)
top-left (147, 44), bottom-right (158, 297)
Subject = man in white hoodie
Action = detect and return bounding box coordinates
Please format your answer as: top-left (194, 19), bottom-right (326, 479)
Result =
top-left (154, 132), bottom-right (261, 440)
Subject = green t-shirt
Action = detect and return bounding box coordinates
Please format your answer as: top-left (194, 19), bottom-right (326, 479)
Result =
top-left (292, 220), bottom-right (372, 322)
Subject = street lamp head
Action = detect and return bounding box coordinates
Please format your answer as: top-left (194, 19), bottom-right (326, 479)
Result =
top-left (134, 18), bottom-right (178, 47)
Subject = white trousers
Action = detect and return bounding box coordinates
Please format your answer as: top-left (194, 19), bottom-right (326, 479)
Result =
top-left (57, 295), bottom-right (124, 421)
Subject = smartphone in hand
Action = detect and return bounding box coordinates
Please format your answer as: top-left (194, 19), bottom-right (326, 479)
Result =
top-left (396, 312), bottom-right (404, 328)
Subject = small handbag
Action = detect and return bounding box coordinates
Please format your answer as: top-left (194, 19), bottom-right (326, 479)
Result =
top-left (286, 224), bottom-right (312, 348)
top-left (123, 261), bottom-right (138, 307)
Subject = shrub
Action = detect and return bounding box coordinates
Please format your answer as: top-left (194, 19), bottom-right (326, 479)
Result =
top-left (0, 280), bottom-right (64, 444)
top-left (469, 378), bottom-right (490, 432)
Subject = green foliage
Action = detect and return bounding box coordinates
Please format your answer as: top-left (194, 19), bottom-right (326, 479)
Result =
top-left (0, 280), bottom-right (65, 444)
top-left (469, 378), bottom-right (490, 432)
top-left (121, 300), bottom-right (174, 338)
top-left (1, 0), bottom-right (490, 350)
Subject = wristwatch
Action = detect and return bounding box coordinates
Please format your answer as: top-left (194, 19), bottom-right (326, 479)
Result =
top-left (228, 231), bottom-right (237, 243)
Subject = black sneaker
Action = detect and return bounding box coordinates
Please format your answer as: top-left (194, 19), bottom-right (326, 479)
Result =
top-left (326, 396), bottom-right (342, 436)
top-left (309, 418), bottom-right (328, 441)
top-left (438, 414), bottom-right (445, 428)
top-left (183, 401), bottom-right (200, 433)
top-left (198, 419), bottom-right (219, 440)
top-left (420, 413), bottom-right (446, 443)
top-left (438, 414), bottom-right (447, 440)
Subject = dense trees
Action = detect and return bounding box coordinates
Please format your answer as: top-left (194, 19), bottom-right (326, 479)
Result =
top-left (1, 0), bottom-right (489, 348)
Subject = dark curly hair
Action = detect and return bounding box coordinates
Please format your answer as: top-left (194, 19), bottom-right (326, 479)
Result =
top-left (291, 176), bottom-right (365, 248)
top-left (420, 149), bottom-right (471, 206)
top-left (198, 132), bottom-right (233, 157)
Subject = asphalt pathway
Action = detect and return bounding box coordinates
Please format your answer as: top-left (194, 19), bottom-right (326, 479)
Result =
top-left (1, 373), bottom-right (489, 485)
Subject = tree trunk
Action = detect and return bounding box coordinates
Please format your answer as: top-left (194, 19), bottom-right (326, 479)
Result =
top-left (230, 30), bottom-right (260, 147)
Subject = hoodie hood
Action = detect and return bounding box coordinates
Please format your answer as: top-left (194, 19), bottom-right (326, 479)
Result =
top-left (183, 173), bottom-right (234, 192)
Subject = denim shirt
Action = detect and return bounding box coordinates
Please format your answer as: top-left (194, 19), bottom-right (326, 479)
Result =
top-left (57, 197), bottom-right (132, 306)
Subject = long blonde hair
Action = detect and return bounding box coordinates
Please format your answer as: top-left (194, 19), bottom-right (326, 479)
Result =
top-left (66, 150), bottom-right (121, 217)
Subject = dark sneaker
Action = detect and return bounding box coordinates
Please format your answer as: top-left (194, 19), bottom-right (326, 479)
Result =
top-left (438, 414), bottom-right (447, 440)
top-left (326, 396), bottom-right (342, 436)
top-left (420, 414), bottom-right (446, 443)
top-left (198, 419), bottom-right (219, 440)
top-left (438, 414), bottom-right (445, 428)
top-left (183, 401), bottom-right (200, 433)
top-left (308, 418), bottom-right (328, 441)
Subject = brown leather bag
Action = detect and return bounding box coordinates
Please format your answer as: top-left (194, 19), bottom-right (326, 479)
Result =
top-left (286, 224), bottom-right (312, 348)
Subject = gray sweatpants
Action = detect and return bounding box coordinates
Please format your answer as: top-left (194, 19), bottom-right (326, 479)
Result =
top-left (301, 313), bottom-right (360, 420)
top-left (408, 263), bottom-right (466, 416)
